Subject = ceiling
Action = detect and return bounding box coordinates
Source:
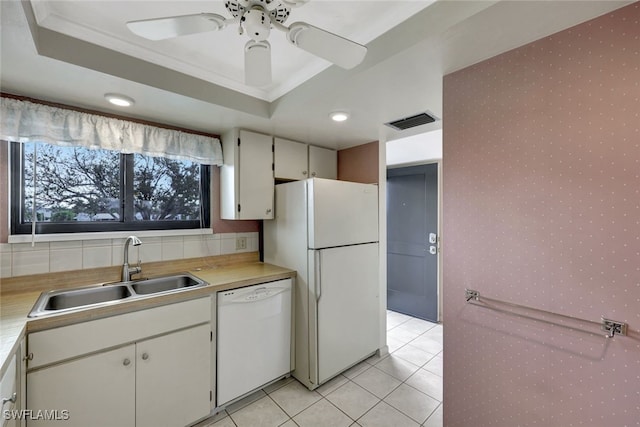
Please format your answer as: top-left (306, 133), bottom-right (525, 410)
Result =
top-left (1, 0), bottom-right (632, 149)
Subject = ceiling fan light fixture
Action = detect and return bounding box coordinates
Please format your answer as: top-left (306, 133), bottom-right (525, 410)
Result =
top-left (330, 111), bottom-right (349, 122)
top-left (104, 93), bottom-right (135, 107)
top-left (241, 8), bottom-right (271, 41)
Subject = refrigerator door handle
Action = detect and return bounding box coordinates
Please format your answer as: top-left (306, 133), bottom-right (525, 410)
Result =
top-left (315, 251), bottom-right (322, 302)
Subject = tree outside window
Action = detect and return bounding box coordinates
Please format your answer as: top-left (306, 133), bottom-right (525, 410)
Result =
top-left (12, 141), bottom-right (210, 234)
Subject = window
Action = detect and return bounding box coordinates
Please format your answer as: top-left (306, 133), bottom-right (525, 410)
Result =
top-left (10, 141), bottom-right (210, 234)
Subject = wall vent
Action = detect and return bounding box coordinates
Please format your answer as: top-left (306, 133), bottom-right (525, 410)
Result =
top-left (385, 112), bottom-right (437, 131)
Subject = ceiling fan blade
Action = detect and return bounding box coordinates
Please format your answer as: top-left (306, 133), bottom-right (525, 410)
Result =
top-left (281, 0), bottom-right (311, 7)
top-left (245, 40), bottom-right (272, 87)
top-left (286, 22), bottom-right (367, 69)
top-left (127, 13), bottom-right (227, 40)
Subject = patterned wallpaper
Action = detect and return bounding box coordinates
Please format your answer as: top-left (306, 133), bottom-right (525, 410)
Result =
top-left (443, 3), bottom-right (640, 426)
top-left (338, 141), bottom-right (379, 184)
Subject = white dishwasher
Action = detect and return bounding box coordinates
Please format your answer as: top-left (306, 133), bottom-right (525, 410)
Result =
top-left (217, 278), bottom-right (292, 406)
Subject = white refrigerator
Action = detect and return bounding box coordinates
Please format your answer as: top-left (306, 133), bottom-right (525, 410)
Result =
top-left (264, 178), bottom-right (380, 390)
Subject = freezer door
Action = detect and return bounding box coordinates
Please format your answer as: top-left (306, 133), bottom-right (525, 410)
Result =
top-left (308, 179), bottom-right (379, 249)
top-left (308, 243), bottom-right (379, 386)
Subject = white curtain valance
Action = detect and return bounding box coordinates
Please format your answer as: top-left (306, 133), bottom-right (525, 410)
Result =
top-left (0, 97), bottom-right (223, 165)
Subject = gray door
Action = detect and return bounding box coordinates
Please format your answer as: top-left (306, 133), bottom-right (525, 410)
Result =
top-left (387, 164), bottom-right (438, 321)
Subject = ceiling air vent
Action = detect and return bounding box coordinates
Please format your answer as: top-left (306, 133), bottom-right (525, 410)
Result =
top-left (385, 112), bottom-right (437, 131)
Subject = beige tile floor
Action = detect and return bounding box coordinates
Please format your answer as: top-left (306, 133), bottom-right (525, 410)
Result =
top-left (197, 310), bottom-right (443, 427)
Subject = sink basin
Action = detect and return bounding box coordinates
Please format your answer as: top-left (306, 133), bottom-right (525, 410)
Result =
top-left (28, 273), bottom-right (208, 317)
top-left (44, 285), bottom-right (132, 310)
top-left (130, 274), bottom-right (205, 295)
top-left (29, 284), bottom-right (133, 317)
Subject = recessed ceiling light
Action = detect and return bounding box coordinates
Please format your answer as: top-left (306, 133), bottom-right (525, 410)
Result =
top-left (329, 111), bottom-right (349, 122)
top-left (104, 93), bottom-right (135, 107)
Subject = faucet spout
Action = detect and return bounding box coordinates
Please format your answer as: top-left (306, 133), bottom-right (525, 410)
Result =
top-left (122, 236), bottom-right (142, 282)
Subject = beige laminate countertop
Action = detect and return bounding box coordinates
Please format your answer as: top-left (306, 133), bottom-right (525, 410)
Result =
top-left (0, 262), bottom-right (295, 377)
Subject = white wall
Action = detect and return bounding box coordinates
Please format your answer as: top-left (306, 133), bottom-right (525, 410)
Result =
top-left (386, 129), bottom-right (442, 167)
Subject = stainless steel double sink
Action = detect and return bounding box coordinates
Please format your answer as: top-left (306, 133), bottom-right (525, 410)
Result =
top-left (28, 273), bottom-right (207, 318)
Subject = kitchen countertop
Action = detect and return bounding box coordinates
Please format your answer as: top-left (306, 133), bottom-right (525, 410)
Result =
top-left (0, 261), bottom-right (295, 377)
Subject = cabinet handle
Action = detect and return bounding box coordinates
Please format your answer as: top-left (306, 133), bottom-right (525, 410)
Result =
top-left (2, 393), bottom-right (17, 408)
top-left (311, 172), bottom-right (316, 177)
top-left (142, 353), bottom-right (149, 361)
top-left (123, 358), bottom-right (131, 366)
top-left (302, 171), bottom-right (307, 175)
top-left (266, 209), bottom-right (272, 215)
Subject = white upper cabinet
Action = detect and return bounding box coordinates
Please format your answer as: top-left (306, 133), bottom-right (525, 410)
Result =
top-left (221, 129), bottom-right (274, 220)
top-left (274, 138), bottom-right (337, 181)
top-left (309, 145), bottom-right (338, 180)
top-left (274, 137), bottom-right (309, 181)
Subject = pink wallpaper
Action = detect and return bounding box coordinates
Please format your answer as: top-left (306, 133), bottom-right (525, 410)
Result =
top-left (338, 141), bottom-right (379, 184)
top-left (443, 3), bottom-right (640, 426)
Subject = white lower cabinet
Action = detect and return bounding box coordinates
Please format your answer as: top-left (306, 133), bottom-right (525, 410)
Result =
top-left (136, 324), bottom-right (211, 427)
top-left (26, 298), bottom-right (212, 427)
top-left (27, 345), bottom-right (136, 427)
top-left (1, 338), bottom-right (25, 427)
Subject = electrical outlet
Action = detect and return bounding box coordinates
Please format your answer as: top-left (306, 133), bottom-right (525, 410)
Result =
top-left (236, 237), bottom-right (247, 250)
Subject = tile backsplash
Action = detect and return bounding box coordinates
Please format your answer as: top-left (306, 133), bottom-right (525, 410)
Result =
top-left (0, 232), bottom-right (258, 278)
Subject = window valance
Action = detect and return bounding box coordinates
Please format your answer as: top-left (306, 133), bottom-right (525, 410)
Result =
top-left (0, 97), bottom-right (223, 165)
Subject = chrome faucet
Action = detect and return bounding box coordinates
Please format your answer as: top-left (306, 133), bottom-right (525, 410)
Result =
top-left (122, 236), bottom-right (142, 282)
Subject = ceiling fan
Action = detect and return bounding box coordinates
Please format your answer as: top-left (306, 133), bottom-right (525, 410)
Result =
top-left (126, 0), bottom-right (368, 87)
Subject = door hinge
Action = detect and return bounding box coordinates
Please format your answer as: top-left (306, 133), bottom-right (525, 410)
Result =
top-left (237, 138), bottom-right (241, 147)
top-left (272, 163), bottom-right (274, 171)
top-left (210, 331), bottom-right (213, 342)
top-left (272, 144), bottom-right (275, 153)
top-left (238, 204), bottom-right (241, 213)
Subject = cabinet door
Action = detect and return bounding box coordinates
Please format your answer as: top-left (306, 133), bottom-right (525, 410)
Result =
top-left (274, 137), bottom-right (308, 180)
top-left (238, 130), bottom-right (274, 219)
top-left (136, 324), bottom-right (211, 427)
top-left (309, 146), bottom-right (337, 179)
top-left (26, 345), bottom-right (135, 427)
top-left (1, 353), bottom-right (17, 427)
top-left (17, 338), bottom-right (26, 427)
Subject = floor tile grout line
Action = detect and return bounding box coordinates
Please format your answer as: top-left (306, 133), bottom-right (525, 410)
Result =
top-left (266, 385), bottom-right (326, 423)
top-left (320, 392), bottom-right (360, 424)
top-left (347, 368), bottom-right (406, 422)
